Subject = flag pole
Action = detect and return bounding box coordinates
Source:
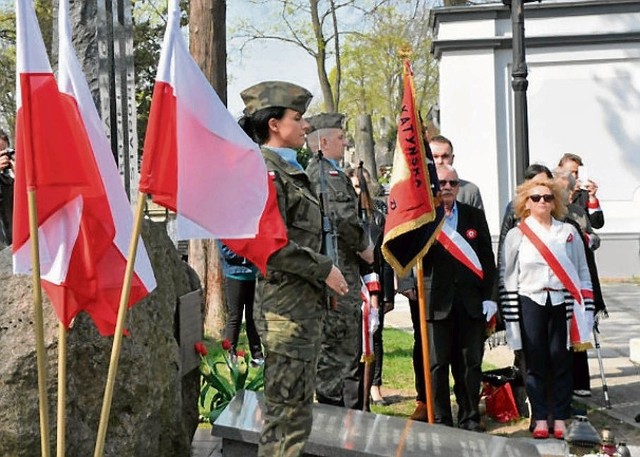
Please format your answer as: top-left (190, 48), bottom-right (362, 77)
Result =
top-left (93, 192), bottom-right (147, 457)
top-left (415, 260), bottom-right (435, 424)
top-left (57, 323), bottom-right (67, 457)
top-left (27, 189), bottom-right (52, 457)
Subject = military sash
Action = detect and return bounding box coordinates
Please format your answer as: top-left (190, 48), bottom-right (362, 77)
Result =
top-left (436, 223), bottom-right (483, 279)
top-left (519, 217), bottom-right (593, 349)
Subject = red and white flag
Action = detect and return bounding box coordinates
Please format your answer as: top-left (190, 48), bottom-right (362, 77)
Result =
top-left (12, 0), bottom-right (156, 335)
top-left (139, 0), bottom-right (268, 241)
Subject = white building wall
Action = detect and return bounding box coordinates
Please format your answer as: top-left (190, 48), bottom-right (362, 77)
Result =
top-left (432, 1), bottom-right (640, 278)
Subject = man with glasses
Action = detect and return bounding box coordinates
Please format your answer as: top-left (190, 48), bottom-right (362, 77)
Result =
top-left (430, 135), bottom-right (484, 210)
top-left (404, 134), bottom-right (485, 421)
top-left (418, 164), bottom-right (496, 430)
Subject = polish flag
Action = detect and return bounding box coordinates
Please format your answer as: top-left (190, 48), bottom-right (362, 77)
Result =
top-left (139, 0), bottom-right (269, 241)
top-left (12, 0), bottom-right (156, 335)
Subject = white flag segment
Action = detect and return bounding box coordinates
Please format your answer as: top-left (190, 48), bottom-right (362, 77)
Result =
top-left (140, 0), bottom-right (268, 240)
top-left (57, 0), bottom-right (156, 291)
top-left (15, 0), bottom-right (50, 77)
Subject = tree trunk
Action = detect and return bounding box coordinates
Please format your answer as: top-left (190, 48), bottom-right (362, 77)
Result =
top-left (310, 0), bottom-right (335, 112)
top-left (188, 0), bottom-right (227, 339)
top-left (355, 114), bottom-right (377, 181)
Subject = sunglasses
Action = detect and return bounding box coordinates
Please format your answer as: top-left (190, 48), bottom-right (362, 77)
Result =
top-left (529, 194), bottom-right (554, 203)
top-left (439, 179), bottom-right (459, 187)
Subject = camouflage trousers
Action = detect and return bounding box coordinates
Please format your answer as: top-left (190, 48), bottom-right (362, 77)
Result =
top-left (315, 301), bottom-right (363, 409)
top-left (258, 351), bottom-right (318, 457)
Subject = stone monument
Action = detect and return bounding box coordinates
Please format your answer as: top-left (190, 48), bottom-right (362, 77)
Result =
top-left (213, 390), bottom-right (542, 457)
top-left (0, 222), bottom-right (202, 456)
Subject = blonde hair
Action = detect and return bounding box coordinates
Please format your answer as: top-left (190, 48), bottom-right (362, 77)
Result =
top-left (513, 178), bottom-right (567, 220)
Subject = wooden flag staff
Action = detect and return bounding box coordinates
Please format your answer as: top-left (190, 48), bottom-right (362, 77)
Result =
top-left (93, 194), bottom-right (146, 457)
top-left (27, 189), bottom-right (51, 457)
top-left (416, 260), bottom-right (435, 424)
top-left (57, 324), bottom-right (67, 457)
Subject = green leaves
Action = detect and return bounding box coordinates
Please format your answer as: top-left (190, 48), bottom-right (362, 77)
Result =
top-left (198, 340), bottom-right (265, 425)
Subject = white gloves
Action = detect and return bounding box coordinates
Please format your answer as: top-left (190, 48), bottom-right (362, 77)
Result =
top-left (369, 307), bottom-right (380, 335)
top-left (482, 300), bottom-right (498, 322)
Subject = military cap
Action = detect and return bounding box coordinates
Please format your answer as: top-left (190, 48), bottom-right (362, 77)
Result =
top-left (305, 113), bottom-right (345, 134)
top-left (240, 81), bottom-right (313, 116)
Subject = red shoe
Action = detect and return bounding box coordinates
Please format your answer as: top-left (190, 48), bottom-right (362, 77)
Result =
top-left (553, 421), bottom-right (566, 440)
top-left (533, 421), bottom-right (550, 439)
top-left (533, 428), bottom-right (550, 439)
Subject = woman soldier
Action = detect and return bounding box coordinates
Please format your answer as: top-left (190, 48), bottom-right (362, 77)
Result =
top-left (239, 81), bottom-right (347, 457)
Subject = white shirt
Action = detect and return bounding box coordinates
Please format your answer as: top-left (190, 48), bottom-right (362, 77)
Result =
top-left (517, 218), bottom-right (571, 306)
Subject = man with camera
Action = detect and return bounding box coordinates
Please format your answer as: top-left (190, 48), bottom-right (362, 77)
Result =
top-left (0, 129), bottom-right (15, 248)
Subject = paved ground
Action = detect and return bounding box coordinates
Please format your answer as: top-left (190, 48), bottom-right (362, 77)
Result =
top-left (191, 282), bottom-right (640, 457)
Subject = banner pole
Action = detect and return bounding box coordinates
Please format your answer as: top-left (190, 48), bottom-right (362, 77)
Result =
top-left (416, 260), bottom-right (435, 424)
top-left (27, 189), bottom-right (51, 457)
top-left (57, 323), bottom-right (67, 457)
top-left (93, 193), bottom-right (146, 457)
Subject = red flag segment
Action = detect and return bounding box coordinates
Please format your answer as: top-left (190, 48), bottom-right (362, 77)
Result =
top-left (222, 177), bottom-right (288, 275)
top-left (382, 59), bottom-right (444, 277)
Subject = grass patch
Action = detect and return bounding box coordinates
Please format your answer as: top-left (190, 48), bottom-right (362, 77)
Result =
top-left (371, 327), bottom-right (501, 418)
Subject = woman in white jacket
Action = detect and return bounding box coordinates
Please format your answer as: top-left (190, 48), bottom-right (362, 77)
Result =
top-left (499, 178), bottom-right (593, 440)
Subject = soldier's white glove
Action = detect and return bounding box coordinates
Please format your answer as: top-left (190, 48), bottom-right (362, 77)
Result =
top-left (482, 300), bottom-right (497, 322)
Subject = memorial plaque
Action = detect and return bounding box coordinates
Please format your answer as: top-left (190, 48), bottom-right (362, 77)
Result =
top-left (213, 390), bottom-right (541, 457)
top-left (178, 289), bottom-right (203, 374)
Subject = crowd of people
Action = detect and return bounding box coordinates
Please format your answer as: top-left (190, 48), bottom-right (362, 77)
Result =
top-left (231, 79), bottom-right (609, 456)
top-left (0, 79), bottom-right (607, 456)
top-left (235, 79), bottom-right (609, 457)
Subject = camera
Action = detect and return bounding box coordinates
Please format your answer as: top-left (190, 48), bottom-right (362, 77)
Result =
top-left (0, 148), bottom-right (15, 179)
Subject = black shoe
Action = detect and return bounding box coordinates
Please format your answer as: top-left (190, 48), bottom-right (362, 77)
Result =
top-left (461, 420), bottom-right (485, 432)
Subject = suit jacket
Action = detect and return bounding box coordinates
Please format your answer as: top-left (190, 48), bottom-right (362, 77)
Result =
top-left (423, 202), bottom-right (496, 321)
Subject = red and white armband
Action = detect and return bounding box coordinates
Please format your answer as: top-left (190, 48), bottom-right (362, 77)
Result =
top-left (363, 272), bottom-right (381, 293)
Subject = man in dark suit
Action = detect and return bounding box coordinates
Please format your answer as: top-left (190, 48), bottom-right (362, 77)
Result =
top-left (422, 164), bottom-right (496, 431)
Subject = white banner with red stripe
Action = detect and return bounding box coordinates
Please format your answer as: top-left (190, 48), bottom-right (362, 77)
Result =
top-left (436, 223), bottom-right (483, 279)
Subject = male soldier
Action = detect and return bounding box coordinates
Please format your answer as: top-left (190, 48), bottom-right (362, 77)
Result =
top-left (305, 113), bottom-right (374, 409)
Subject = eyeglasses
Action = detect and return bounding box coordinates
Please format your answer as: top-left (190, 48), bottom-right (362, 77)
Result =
top-left (439, 179), bottom-right (459, 187)
top-left (529, 194), bottom-right (554, 203)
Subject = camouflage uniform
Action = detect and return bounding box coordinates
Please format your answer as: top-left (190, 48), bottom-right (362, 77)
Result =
top-left (305, 119), bottom-right (369, 409)
top-left (242, 79), bottom-right (333, 457)
top-left (255, 147), bottom-right (333, 456)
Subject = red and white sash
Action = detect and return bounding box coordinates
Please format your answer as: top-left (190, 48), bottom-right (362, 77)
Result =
top-left (519, 218), bottom-right (593, 348)
top-left (360, 277), bottom-right (376, 363)
top-left (436, 223), bottom-right (483, 279)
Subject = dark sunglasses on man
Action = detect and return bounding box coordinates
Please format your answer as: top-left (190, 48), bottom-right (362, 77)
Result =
top-left (439, 179), bottom-right (459, 187)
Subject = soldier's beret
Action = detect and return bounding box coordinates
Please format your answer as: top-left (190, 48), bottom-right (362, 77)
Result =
top-left (305, 113), bottom-right (345, 134)
top-left (240, 81), bottom-right (313, 116)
